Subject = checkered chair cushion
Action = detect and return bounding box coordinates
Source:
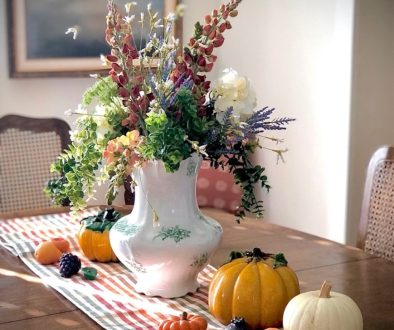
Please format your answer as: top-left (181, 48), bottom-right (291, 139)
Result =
top-left (0, 115), bottom-right (70, 213)
top-left (196, 161), bottom-right (242, 213)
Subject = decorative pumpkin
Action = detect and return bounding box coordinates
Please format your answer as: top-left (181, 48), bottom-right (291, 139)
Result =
top-left (159, 312), bottom-right (208, 330)
top-left (283, 281), bottom-right (363, 330)
top-left (209, 248), bottom-right (300, 329)
top-left (77, 208), bottom-right (121, 262)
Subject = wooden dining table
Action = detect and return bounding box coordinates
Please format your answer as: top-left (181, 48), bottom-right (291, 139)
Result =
top-left (0, 207), bottom-right (393, 330)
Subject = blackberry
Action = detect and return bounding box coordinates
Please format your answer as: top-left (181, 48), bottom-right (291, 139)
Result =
top-left (59, 253), bottom-right (81, 278)
top-left (225, 317), bottom-right (248, 330)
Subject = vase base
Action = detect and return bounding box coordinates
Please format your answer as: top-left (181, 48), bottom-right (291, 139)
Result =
top-left (135, 280), bottom-right (200, 298)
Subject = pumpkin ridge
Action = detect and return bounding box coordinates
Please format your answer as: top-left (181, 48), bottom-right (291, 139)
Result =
top-left (232, 261), bottom-right (265, 328)
top-left (257, 262), bottom-right (288, 328)
top-left (209, 261), bottom-right (246, 324)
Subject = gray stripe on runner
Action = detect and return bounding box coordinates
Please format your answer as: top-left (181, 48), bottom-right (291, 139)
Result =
top-left (21, 256), bottom-right (122, 330)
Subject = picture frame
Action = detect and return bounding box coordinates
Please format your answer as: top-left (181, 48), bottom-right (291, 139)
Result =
top-left (7, 0), bottom-right (181, 78)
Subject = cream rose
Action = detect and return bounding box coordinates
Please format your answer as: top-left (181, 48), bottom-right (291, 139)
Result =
top-left (212, 68), bottom-right (257, 121)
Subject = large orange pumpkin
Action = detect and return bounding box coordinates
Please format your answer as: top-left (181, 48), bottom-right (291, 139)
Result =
top-left (209, 248), bottom-right (300, 329)
top-left (77, 208), bottom-right (121, 263)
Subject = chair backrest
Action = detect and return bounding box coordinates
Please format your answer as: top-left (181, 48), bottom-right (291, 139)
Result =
top-left (196, 161), bottom-right (242, 213)
top-left (0, 115), bottom-right (71, 213)
top-left (357, 145), bottom-right (394, 261)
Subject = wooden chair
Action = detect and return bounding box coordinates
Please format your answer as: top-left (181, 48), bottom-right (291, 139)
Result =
top-left (0, 115), bottom-right (71, 213)
top-left (196, 160), bottom-right (242, 213)
top-left (357, 145), bottom-right (394, 261)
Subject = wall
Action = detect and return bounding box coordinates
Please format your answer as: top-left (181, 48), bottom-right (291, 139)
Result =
top-left (346, 0), bottom-right (394, 245)
top-left (216, 0), bottom-right (354, 243)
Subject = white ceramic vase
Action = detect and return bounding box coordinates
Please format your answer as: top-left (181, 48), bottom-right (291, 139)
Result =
top-left (109, 154), bottom-right (223, 298)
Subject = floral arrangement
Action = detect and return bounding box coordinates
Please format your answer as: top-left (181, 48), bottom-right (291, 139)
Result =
top-left (46, 0), bottom-right (294, 220)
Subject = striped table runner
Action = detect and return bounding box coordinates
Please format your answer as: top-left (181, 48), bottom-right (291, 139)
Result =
top-left (0, 209), bottom-right (224, 329)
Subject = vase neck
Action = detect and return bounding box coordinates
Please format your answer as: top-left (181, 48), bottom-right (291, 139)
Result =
top-left (132, 155), bottom-right (202, 224)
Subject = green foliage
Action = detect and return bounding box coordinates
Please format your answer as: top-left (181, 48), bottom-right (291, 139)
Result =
top-left (139, 111), bottom-right (191, 172)
top-left (103, 99), bottom-right (129, 142)
top-left (174, 88), bottom-right (207, 141)
top-left (45, 176), bottom-right (70, 207)
top-left (45, 116), bottom-right (103, 210)
top-left (226, 141), bottom-right (270, 222)
top-left (193, 21), bottom-right (203, 40)
top-left (46, 77), bottom-right (129, 210)
top-left (82, 77), bottom-right (118, 106)
top-left (82, 208), bottom-right (122, 232)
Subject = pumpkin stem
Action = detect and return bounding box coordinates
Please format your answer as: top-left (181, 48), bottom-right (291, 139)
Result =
top-left (245, 248), bottom-right (273, 261)
top-left (319, 280), bottom-right (332, 298)
top-left (181, 312), bottom-right (188, 320)
top-left (250, 248), bottom-right (269, 259)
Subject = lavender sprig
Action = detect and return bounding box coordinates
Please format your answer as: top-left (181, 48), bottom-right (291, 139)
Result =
top-left (244, 107), bottom-right (295, 135)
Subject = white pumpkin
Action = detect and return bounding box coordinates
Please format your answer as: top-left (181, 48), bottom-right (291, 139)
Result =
top-left (283, 281), bottom-right (363, 330)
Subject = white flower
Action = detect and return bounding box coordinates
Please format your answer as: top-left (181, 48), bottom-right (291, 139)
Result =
top-left (212, 68), bottom-right (257, 121)
top-left (166, 12), bottom-right (176, 22)
top-left (93, 105), bottom-right (112, 142)
top-left (100, 54), bottom-right (109, 66)
top-left (124, 15), bottom-right (135, 24)
top-left (95, 116), bottom-right (111, 142)
top-left (164, 79), bottom-right (174, 90)
top-left (175, 4), bottom-right (187, 17)
top-left (65, 26), bottom-right (80, 40)
top-left (69, 130), bottom-right (78, 142)
top-left (94, 104), bottom-right (106, 116)
top-left (154, 19), bottom-right (163, 29)
top-left (125, 2), bottom-right (137, 14)
top-left (93, 105), bottom-right (110, 142)
top-left (74, 104), bottom-right (88, 115)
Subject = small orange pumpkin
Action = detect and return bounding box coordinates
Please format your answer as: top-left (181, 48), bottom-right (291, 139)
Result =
top-left (159, 312), bottom-right (208, 330)
top-left (77, 208), bottom-right (121, 263)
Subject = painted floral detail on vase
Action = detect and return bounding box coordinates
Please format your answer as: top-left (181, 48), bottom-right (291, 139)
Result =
top-left (154, 225), bottom-right (191, 243)
top-left (186, 158), bottom-right (197, 176)
top-left (190, 252), bottom-right (209, 268)
top-left (128, 259), bottom-right (147, 273)
top-left (113, 220), bottom-right (141, 237)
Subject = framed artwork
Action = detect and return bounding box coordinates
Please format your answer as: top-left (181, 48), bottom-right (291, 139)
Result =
top-left (7, 0), bottom-right (181, 78)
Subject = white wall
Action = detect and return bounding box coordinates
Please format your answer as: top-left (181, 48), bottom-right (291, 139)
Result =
top-left (346, 0), bottom-right (394, 245)
top-left (3, 0), bottom-right (393, 244)
top-left (216, 0), bottom-right (354, 243)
